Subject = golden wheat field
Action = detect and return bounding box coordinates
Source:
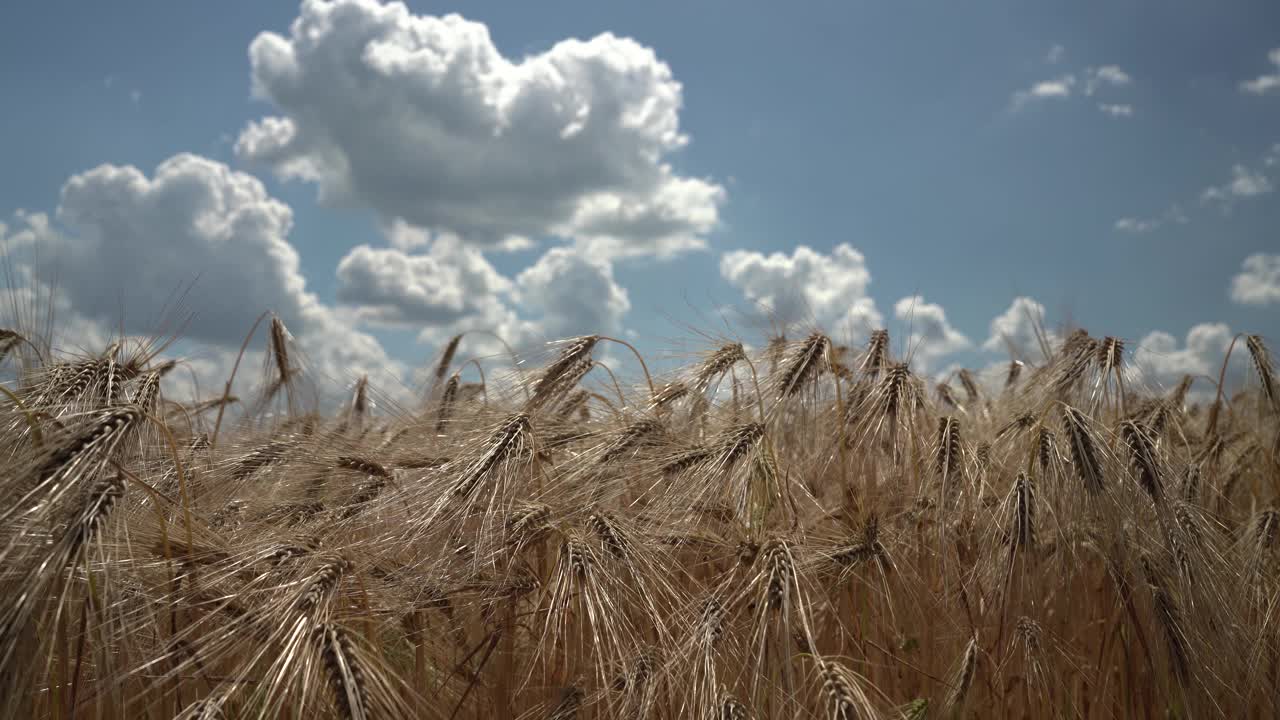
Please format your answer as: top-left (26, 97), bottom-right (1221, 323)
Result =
top-left (1, 317), bottom-right (1278, 719)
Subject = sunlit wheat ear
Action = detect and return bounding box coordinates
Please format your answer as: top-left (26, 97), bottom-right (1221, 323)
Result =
top-left (587, 511), bottom-right (633, 560)
top-left (700, 597), bottom-right (728, 648)
top-left (557, 388), bottom-right (591, 421)
top-left (695, 342), bottom-right (746, 390)
top-left (860, 329), bottom-right (890, 378)
top-left (313, 623), bottom-right (370, 720)
top-left (1007, 472), bottom-right (1036, 550)
top-left (597, 418), bottom-right (663, 466)
top-left (1004, 360), bottom-right (1024, 390)
top-left (650, 380), bottom-right (689, 411)
top-left (719, 693), bottom-right (749, 719)
top-left (269, 315), bottom-right (291, 380)
top-left (1166, 373), bottom-right (1194, 409)
top-left (956, 368), bottom-right (980, 404)
top-left (435, 374), bottom-right (459, 432)
top-left (347, 374), bottom-right (368, 420)
top-left (1061, 405), bottom-right (1105, 495)
top-left (1245, 334), bottom-right (1277, 411)
top-left (0, 469), bottom-right (125, 679)
top-left (995, 412), bottom-right (1036, 441)
top-left (762, 539), bottom-right (795, 613)
top-left (1051, 329), bottom-right (1097, 397)
top-left (294, 555), bottom-right (352, 616)
top-left (1097, 336), bottom-right (1124, 373)
top-left (1015, 616), bottom-right (1046, 679)
top-left (1034, 426), bottom-right (1057, 474)
top-left (859, 362), bottom-right (920, 461)
top-left (943, 634), bottom-right (978, 717)
top-left (431, 333), bottom-right (463, 389)
top-left (334, 453), bottom-right (392, 480)
top-left (129, 359), bottom-right (175, 411)
top-left (974, 442), bottom-right (992, 475)
top-left (50, 357), bottom-right (102, 405)
top-left (98, 340), bottom-right (124, 405)
top-left (452, 412), bottom-right (532, 499)
top-left (662, 445), bottom-right (714, 477)
top-left (526, 335), bottom-right (598, 412)
top-left (4, 404), bottom-right (141, 530)
top-left (0, 328), bottom-right (29, 363)
top-left (340, 474), bottom-right (390, 520)
top-left (829, 344), bottom-right (854, 379)
top-left (936, 382), bottom-right (961, 411)
top-left (831, 514), bottom-right (891, 578)
top-left (255, 315), bottom-right (299, 411)
top-left (228, 436), bottom-right (298, 480)
top-left (813, 657), bottom-right (879, 720)
top-left (1120, 420), bottom-right (1164, 504)
top-left (773, 331), bottom-right (829, 401)
top-left (934, 416), bottom-right (962, 492)
top-left (716, 421), bottom-right (766, 468)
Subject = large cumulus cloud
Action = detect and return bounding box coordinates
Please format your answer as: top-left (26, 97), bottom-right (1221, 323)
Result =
top-left (236, 0), bottom-right (723, 256)
top-left (1, 154), bottom-right (405, 396)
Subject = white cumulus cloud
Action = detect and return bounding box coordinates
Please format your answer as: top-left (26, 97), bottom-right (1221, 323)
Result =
top-left (336, 235), bottom-right (512, 327)
top-left (512, 246), bottom-right (630, 341)
top-left (1132, 323), bottom-right (1245, 395)
top-left (0, 154), bottom-right (405, 396)
top-left (336, 229), bottom-right (631, 356)
top-left (1230, 253), bottom-right (1280, 306)
top-left (893, 295), bottom-right (970, 373)
top-left (719, 244), bottom-right (882, 336)
top-left (983, 296), bottom-right (1056, 359)
top-left (236, 0), bottom-right (723, 257)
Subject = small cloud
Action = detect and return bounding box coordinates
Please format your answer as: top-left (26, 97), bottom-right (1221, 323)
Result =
top-left (130, 89), bottom-right (142, 104)
top-left (1011, 63), bottom-right (1134, 113)
top-left (1114, 205), bottom-right (1186, 234)
top-left (103, 75), bottom-right (115, 89)
top-left (1201, 164), bottom-right (1273, 211)
top-left (1010, 74), bottom-right (1076, 110)
top-left (1230, 253), bottom-right (1280, 306)
top-left (1045, 44), bottom-right (1066, 64)
top-left (1264, 143), bottom-right (1280, 167)
top-left (1240, 48), bottom-right (1280, 95)
top-left (1114, 217), bottom-right (1158, 234)
top-left (1084, 65), bottom-right (1132, 96)
top-left (1097, 103), bottom-right (1133, 118)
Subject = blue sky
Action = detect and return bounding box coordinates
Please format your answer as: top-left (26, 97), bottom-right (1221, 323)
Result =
top-left (1, 0), bottom-right (1277, 398)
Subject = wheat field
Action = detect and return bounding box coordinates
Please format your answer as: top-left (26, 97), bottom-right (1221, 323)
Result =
top-left (0, 318), bottom-right (1277, 719)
